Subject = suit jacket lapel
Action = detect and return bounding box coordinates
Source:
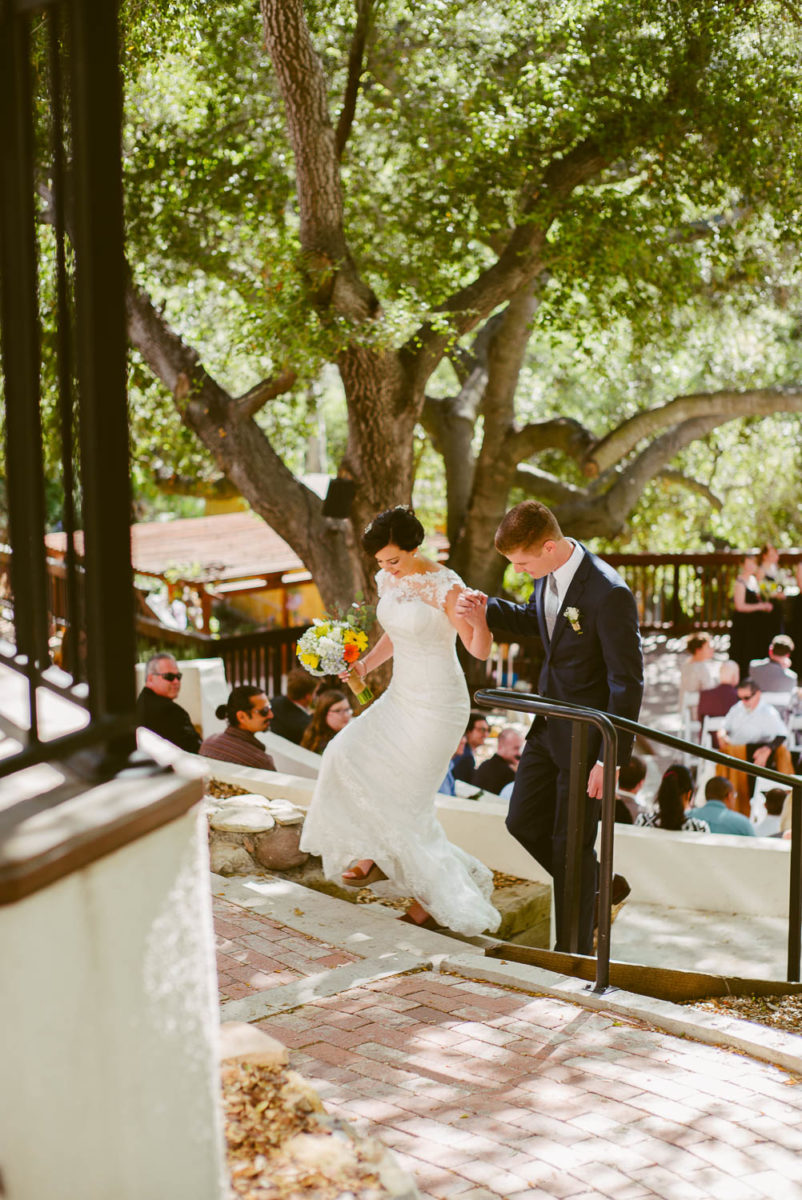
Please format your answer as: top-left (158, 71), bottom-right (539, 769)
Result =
top-left (549, 553), bottom-right (593, 652)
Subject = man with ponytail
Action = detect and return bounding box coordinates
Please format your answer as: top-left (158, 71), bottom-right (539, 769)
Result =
top-left (200, 685), bottom-right (276, 771)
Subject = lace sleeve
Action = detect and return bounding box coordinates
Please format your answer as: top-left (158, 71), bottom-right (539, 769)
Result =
top-left (418, 567), bottom-right (464, 611)
top-left (375, 568), bottom-right (389, 598)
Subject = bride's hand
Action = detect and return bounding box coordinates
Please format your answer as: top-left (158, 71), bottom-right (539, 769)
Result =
top-left (340, 659), bottom-right (367, 682)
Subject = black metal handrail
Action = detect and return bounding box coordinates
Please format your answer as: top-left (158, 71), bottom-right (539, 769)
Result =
top-left (475, 688), bottom-right (802, 987)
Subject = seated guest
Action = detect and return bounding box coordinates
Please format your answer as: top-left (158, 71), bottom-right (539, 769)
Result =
top-left (694, 776), bottom-right (755, 836)
top-left (200, 686), bottom-right (276, 770)
top-left (473, 728), bottom-right (524, 794)
top-left (270, 668), bottom-right (316, 744)
top-left (698, 660), bottom-right (740, 749)
top-left (616, 755), bottom-right (648, 823)
top-left (439, 735), bottom-right (467, 796)
top-left (754, 787), bottom-right (789, 838)
top-left (679, 632), bottom-right (716, 713)
top-left (300, 689), bottom-right (352, 754)
top-left (136, 653), bottom-right (201, 753)
top-left (635, 764), bottom-right (710, 832)
top-left (451, 711), bottom-right (490, 784)
top-left (698, 660), bottom-right (740, 721)
top-left (720, 677), bottom-right (790, 800)
top-left (749, 635), bottom-right (798, 695)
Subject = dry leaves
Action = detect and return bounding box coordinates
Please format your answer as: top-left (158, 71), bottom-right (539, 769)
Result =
top-left (222, 1061), bottom-right (391, 1199)
top-left (686, 993), bottom-right (802, 1037)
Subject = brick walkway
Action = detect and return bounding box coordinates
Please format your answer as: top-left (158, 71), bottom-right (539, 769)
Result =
top-left (213, 896), bottom-right (359, 1002)
top-left (246, 958), bottom-right (802, 1199)
top-left (213, 889), bottom-right (802, 1199)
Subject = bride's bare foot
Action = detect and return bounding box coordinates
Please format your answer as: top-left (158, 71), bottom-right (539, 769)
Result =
top-left (341, 860), bottom-right (387, 887)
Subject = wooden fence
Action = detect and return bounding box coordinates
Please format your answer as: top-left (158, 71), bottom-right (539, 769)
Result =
top-left (8, 547), bottom-right (802, 690)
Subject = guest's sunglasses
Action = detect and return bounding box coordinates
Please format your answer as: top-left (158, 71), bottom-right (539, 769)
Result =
top-left (155, 671), bottom-right (182, 682)
top-left (254, 706), bottom-right (272, 717)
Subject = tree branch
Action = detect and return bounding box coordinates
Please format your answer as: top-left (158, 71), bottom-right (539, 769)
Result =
top-left (511, 417), bottom-right (597, 465)
top-left (335, 0), bottom-right (374, 159)
top-left (657, 468), bottom-right (723, 510)
top-left (515, 464), bottom-right (588, 505)
top-left (234, 371), bottom-right (298, 419)
top-left (584, 386), bottom-right (802, 475)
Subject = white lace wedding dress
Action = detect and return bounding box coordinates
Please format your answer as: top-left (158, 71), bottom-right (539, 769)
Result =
top-left (299, 565), bottom-right (501, 936)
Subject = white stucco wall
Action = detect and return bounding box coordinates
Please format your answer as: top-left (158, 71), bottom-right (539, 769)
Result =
top-left (0, 805), bottom-right (226, 1200)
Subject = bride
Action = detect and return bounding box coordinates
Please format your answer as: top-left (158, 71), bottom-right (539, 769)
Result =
top-left (299, 506), bottom-right (501, 936)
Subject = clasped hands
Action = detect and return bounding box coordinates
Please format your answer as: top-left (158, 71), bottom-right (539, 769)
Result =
top-left (455, 589), bottom-right (489, 625)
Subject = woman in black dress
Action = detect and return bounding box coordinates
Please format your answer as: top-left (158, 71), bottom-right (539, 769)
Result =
top-left (729, 553), bottom-right (774, 681)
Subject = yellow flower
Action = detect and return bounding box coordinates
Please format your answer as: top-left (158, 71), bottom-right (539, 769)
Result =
top-left (355, 632), bottom-right (368, 650)
top-left (299, 653), bottom-right (320, 669)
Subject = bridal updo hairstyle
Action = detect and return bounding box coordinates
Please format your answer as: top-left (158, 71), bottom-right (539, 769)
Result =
top-left (362, 506), bottom-right (425, 556)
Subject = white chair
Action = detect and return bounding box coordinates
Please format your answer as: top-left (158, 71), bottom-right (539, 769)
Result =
top-left (788, 712), bottom-right (802, 756)
top-left (760, 691), bottom-right (794, 718)
top-left (679, 690), bottom-right (700, 743)
top-left (700, 714), bottom-right (727, 750)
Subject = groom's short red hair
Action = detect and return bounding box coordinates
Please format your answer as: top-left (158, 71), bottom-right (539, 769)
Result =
top-left (495, 501), bottom-right (562, 555)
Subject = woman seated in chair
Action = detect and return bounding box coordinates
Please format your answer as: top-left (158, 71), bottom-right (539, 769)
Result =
top-left (679, 633), bottom-right (716, 726)
top-left (635, 764), bottom-right (710, 832)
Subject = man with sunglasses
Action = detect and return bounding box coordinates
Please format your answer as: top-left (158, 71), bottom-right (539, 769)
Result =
top-left (473, 727), bottom-right (524, 795)
top-left (136, 653), bottom-right (202, 753)
top-left (200, 685), bottom-right (276, 771)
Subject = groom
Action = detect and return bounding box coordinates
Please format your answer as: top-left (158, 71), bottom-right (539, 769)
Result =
top-left (457, 500), bottom-right (643, 955)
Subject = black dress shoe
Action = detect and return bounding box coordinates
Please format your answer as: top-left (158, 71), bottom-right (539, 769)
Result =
top-left (594, 874), bottom-right (631, 928)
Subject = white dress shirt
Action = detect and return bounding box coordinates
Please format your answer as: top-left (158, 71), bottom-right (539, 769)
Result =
top-left (723, 698), bottom-right (788, 745)
top-left (547, 540), bottom-right (584, 611)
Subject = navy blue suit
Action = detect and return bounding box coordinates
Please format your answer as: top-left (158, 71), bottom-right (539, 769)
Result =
top-left (486, 546), bottom-right (643, 953)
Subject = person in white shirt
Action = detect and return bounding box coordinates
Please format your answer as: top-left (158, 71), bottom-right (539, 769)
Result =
top-left (753, 788), bottom-right (788, 838)
top-left (721, 677), bottom-right (789, 799)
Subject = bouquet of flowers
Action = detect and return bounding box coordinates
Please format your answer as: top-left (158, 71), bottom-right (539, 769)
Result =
top-left (296, 603), bottom-right (374, 705)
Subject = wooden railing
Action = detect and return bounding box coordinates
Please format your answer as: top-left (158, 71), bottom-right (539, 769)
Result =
top-left (135, 616), bottom-right (310, 694)
top-left (604, 551), bottom-right (802, 634)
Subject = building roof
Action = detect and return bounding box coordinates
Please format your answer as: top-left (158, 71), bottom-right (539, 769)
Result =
top-left (45, 510), bottom-right (306, 585)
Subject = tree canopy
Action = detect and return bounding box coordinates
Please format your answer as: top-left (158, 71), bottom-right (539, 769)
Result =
top-left (98, 0), bottom-right (802, 600)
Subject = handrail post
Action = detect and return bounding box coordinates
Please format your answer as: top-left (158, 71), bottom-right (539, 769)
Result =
top-left (593, 741), bottom-right (618, 993)
top-left (563, 722), bottom-right (589, 954)
top-left (788, 784), bottom-right (802, 982)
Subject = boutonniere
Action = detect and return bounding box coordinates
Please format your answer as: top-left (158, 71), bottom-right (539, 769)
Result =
top-left (564, 606), bottom-right (582, 634)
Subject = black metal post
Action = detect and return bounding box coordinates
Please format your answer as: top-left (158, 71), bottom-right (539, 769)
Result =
top-left (0, 6), bottom-right (51, 735)
top-left (563, 722), bottom-right (589, 954)
top-left (593, 750), bottom-right (618, 994)
top-left (788, 784), bottom-right (802, 982)
top-left (69, 0), bottom-right (136, 743)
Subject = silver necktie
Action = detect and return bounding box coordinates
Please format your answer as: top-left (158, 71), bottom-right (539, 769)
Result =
top-left (545, 573), bottom-right (559, 640)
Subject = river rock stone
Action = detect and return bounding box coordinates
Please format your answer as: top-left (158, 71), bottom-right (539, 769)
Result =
top-left (208, 840), bottom-right (257, 876)
top-left (209, 806), bottom-right (277, 834)
top-left (249, 825), bottom-right (309, 870)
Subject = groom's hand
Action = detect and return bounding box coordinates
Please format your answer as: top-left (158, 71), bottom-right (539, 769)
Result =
top-left (587, 761), bottom-right (618, 799)
top-left (456, 590), bottom-right (488, 623)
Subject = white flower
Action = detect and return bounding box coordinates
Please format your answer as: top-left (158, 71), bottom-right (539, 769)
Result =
top-left (564, 606), bottom-right (582, 634)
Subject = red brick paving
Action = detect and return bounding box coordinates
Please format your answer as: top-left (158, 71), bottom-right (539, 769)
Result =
top-left (212, 896), bottom-right (360, 1001)
top-left (253, 969), bottom-right (802, 1200)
